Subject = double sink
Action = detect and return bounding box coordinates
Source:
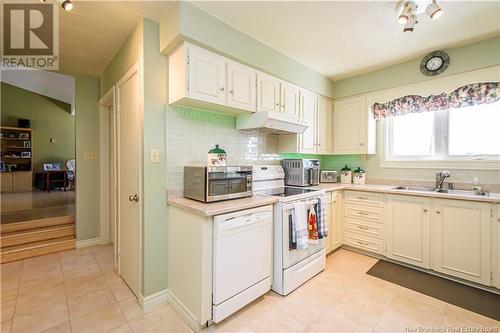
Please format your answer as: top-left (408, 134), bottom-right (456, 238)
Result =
top-left (393, 186), bottom-right (489, 197)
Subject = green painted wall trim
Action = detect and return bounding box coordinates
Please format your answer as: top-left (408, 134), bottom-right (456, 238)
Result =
top-left (1, 82), bottom-right (75, 174)
top-left (75, 74), bottom-right (101, 240)
top-left (100, 21), bottom-right (143, 97)
top-left (160, 1), bottom-right (335, 98)
top-left (332, 36), bottom-right (500, 99)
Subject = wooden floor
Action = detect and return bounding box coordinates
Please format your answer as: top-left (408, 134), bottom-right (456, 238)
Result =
top-left (1, 191), bottom-right (76, 263)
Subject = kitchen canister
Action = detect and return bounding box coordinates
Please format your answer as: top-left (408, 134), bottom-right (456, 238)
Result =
top-left (207, 144), bottom-right (227, 166)
top-left (353, 167), bottom-right (366, 185)
top-left (340, 165), bottom-right (352, 184)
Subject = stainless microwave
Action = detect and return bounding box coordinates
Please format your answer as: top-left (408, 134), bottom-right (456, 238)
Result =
top-left (184, 166), bottom-right (253, 202)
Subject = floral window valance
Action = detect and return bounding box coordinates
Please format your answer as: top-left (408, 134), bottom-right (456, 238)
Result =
top-left (372, 82), bottom-right (500, 120)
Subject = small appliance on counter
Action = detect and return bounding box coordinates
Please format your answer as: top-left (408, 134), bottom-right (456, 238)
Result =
top-left (184, 166), bottom-right (253, 202)
top-left (282, 159), bottom-right (320, 186)
top-left (320, 170), bottom-right (337, 183)
top-left (207, 144), bottom-right (227, 166)
top-left (340, 165), bottom-right (352, 184)
top-left (353, 167), bottom-right (366, 185)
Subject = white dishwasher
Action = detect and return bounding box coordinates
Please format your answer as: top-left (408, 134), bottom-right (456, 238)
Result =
top-left (213, 205), bottom-right (273, 323)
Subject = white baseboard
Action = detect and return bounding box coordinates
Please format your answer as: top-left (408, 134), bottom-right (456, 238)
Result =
top-left (76, 237), bottom-right (101, 248)
top-left (165, 289), bottom-right (205, 332)
top-left (139, 289), bottom-right (169, 312)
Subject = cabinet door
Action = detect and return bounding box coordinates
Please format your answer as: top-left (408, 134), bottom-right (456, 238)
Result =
top-left (299, 90), bottom-right (317, 154)
top-left (326, 192), bottom-right (332, 253)
top-left (227, 61), bottom-right (256, 112)
top-left (280, 82), bottom-right (300, 117)
top-left (256, 72), bottom-right (280, 113)
top-left (188, 45), bottom-right (227, 105)
top-left (317, 96), bottom-right (334, 154)
top-left (386, 195), bottom-right (431, 268)
top-left (331, 192), bottom-right (343, 251)
top-left (333, 96), bottom-right (367, 154)
top-left (1, 173), bottom-right (13, 193)
top-left (431, 199), bottom-right (491, 285)
top-left (12, 172), bottom-right (32, 192)
top-left (493, 205), bottom-right (500, 288)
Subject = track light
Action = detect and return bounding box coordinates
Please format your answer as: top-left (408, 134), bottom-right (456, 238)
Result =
top-left (62, 0), bottom-right (73, 11)
top-left (398, 1), bottom-right (415, 24)
top-left (403, 14), bottom-right (418, 32)
top-left (426, 0), bottom-right (442, 19)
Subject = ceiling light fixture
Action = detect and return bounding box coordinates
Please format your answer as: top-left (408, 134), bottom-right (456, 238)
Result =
top-left (426, 0), bottom-right (442, 19)
top-left (62, 0), bottom-right (73, 11)
top-left (396, 0), bottom-right (442, 32)
top-left (403, 14), bottom-right (418, 32)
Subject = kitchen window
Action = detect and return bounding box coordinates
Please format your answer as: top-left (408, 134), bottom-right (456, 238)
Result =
top-left (382, 101), bottom-right (500, 169)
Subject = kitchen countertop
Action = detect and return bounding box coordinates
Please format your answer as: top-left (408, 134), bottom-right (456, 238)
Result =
top-left (167, 193), bottom-right (279, 217)
top-left (308, 183), bottom-right (500, 203)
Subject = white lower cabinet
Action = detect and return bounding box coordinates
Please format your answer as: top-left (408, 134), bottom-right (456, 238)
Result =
top-left (386, 195), bottom-right (431, 269)
top-left (431, 199), bottom-right (492, 286)
top-left (493, 204), bottom-right (500, 288)
top-left (326, 191), bottom-right (343, 253)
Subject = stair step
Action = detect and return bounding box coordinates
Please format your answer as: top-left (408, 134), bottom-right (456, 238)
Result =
top-left (0, 215), bottom-right (74, 233)
top-left (1, 224), bottom-right (75, 248)
top-left (1, 236), bottom-right (76, 264)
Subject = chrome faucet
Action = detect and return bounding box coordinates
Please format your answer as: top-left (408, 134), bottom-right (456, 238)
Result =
top-left (435, 170), bottom-right (451, 189)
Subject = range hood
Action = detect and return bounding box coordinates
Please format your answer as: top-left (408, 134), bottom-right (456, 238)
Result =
top-left (236, 111), bottom-right (309, 134)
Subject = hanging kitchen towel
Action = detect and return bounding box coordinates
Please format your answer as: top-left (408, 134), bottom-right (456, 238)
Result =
top-left (294, 202), bottom-right (308, 250)
top-left (308, 205), bottom-right (319, 244)
top-left (317, 197), bottom-right (328, 239)
top-left (289, 213), bottom-right (297, 250)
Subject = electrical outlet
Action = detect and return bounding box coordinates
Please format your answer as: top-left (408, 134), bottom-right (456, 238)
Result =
top-left (150, 149), bottom-right (160, 163)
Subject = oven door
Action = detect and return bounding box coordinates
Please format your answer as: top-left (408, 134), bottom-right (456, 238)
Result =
top-left (282, 199), bottom-right (326, 269)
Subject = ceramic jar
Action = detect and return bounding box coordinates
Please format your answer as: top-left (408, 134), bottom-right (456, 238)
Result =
top-left (353, 167), bottom-right (366, 185)
top-left (340, 165), bottom-right (352, 184)
top-left (207, 144), bottom-right (227, 166)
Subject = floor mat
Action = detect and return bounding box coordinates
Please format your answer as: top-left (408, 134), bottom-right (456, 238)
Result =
top-left (366, 260), bottom-right (500, 321)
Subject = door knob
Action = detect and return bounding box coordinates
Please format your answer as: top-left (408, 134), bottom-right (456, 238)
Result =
top-left (128, 194), bottom-right (139, 202)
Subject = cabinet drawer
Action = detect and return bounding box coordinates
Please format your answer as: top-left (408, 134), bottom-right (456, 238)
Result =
top-left (344, 232), bottom-right (384, 254)
top-left (344, 204), bottom-right (383, 223)
top-left (344, 191), bottom-right (384, 207)
top-left (345, 218), bottom-right (384, 239)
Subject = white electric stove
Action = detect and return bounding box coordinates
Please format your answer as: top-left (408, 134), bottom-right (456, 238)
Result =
top-left (253, 165), bottom-right (327, 295)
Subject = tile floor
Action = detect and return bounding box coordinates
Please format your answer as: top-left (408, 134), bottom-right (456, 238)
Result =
top-left (1, 247), bottom-right (498, 333)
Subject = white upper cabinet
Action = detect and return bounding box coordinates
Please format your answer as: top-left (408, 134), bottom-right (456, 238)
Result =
top-left (333, 96), bottom-right (375, 154)
top-left (280, 82), bottom-right (301, 117)
top-left (256, 72), bottom-right (280, 113)
top-left (299, 90), bottom-right (317, 154)
top-left (317, 96), bottom-right (334, 154)
top-left (431, 199), bottom-right (491, 285)
top-left (386, 195), bottom-right (431, 269)
top-left (227, 61), bottom-right (257, 112)
top-left (187, 45), bottom-right (227, 106)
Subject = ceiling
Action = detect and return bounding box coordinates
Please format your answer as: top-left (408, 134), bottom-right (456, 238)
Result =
top-left (192, 1), bottom-right (500, 80)
top-left (59, 1), bottom-right (172, 76)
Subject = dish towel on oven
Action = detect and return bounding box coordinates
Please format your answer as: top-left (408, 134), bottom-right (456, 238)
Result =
top-left (293, 202), bottom-right (309, 250)
top-left (308, 206), bottom-right (319, 244)
top-left (317, 197), bottom-right (328, 239)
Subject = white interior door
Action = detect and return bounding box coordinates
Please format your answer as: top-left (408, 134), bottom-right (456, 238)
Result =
top-left (227, 61), bottom-right (256, 112)
top-left (116, 65), bottom-right (141, 297)
top-left (109, 105), bottom-right (117, 245)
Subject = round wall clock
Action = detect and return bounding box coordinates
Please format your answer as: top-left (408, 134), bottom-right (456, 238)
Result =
top-left (420, 51), bottom-right (450, 76)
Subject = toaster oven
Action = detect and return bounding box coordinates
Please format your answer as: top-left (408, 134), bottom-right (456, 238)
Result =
top-left (320, 170), bottom-right (338, 183)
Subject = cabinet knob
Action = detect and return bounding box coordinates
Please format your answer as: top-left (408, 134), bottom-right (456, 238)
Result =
top-left (220, 87), bottom-right (225, 91)
top-left (423, 209), bottom-right (428, 212)
top-left (229, 90), bottom-right (234, 94)
top-left (436, 210), bottom-right (441, 214)
top-left (360, 143), bottom-right (364, 146)
top-left (275, 103), bottom-right (280, 106)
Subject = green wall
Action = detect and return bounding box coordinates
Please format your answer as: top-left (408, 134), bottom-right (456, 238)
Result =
top-left (159, 1), bottom-right (335, 98)
top-left (100, 22), bottom-right (143, 96)
top-left (1, 82), bottom-right (75, 174)
top-left (332, 36), bottom-right (500, 99)
top-left (75, 74), bottom-right (101, 241)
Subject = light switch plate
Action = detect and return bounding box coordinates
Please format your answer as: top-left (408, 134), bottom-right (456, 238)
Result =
top-left (83, 152), bottom-right (97, 160)
top-left (150, 149), bottom-right (160, 163)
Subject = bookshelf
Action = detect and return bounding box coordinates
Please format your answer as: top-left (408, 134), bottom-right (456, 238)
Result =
top-left (1, 126), bottom-right (33, 192)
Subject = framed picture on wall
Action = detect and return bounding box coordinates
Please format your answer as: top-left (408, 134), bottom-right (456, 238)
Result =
top-left (21, 152), bottom-right (31, 158)
top-left (23, 141), bottom-right (31, 148)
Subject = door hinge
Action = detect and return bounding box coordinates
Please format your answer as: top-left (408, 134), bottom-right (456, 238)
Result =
top-left (491, 272), bottom-right (494, 282)
top-left (491, 208), bottom-right (494, 218)
top-left (186, 81), bottom-right (190, 92)
top-left (187, 55), bottom-right (190, 65)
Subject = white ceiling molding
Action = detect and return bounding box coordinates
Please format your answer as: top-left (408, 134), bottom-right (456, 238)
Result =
top-left (0, 67), bottom-right (75, 114)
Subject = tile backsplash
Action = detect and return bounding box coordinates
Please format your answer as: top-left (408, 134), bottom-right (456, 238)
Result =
top-left (166, 107), bottom-right (280, 190)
